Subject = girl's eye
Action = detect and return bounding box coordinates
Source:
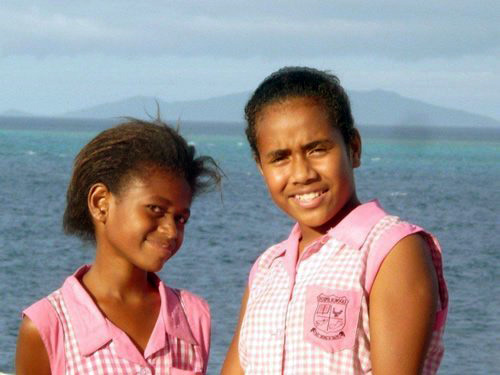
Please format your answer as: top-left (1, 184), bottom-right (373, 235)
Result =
top-left (267, 150), bottom-right (289, 164)
top-left (311, 147), bottom-right (326, 155)
top-left (148, 205), bottom-right (164, 215)
top-left (176, 215), bottom-right (189, 225)
top-left (270, 154), bottom-right (287, 164)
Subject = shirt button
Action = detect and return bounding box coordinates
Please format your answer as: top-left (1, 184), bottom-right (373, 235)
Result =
top-left (138, 368), bottom-right (151, 375)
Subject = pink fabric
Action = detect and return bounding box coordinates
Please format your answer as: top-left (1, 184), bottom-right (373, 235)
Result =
top-left (23, 265), bottom-right (210, 374)
top-left (239, 200), bottom-right (447, 374)
top-left (247, 255), bottom-right (261, 289)
top-left (22, 298), bottom-right (65, 373)
top-left (248, 201), bottom-right (387, 291)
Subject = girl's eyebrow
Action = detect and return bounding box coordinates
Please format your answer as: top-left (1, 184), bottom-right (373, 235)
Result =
top-left (145, 195), bottom-right (172, 204)
top-left (264, 149), bottom-right (290, 160)
top-left (302, 139), bottom-right (334, 151)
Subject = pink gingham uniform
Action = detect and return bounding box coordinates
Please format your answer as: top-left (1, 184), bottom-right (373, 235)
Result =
top-left (23, 265), bottom-right (210, 375)
top-left (239, 200), bottom-right (448, 375)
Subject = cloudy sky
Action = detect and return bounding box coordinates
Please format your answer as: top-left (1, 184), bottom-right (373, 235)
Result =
top-left (1, 0), bottom-right (498, 119)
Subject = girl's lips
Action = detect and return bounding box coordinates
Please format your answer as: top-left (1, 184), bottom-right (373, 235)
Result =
top-left (292, 190), bottom-right (327, 208)
top-left (146, 239), bottom-right (176, 258)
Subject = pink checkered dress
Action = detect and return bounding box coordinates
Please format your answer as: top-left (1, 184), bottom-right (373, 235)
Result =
top-left (239, 200), bottom-right (448, 375)
top-left (23, 266), bottom-right (210, 374)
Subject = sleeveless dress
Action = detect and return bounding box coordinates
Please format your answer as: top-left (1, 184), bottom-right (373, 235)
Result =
top-left (23, 265), bottom-right (211, 374)
top-left (239, 200), bottom-right (448, 375)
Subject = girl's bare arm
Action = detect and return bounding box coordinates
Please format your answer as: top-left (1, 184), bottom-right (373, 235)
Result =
top-left (369, 233), bottom-right (439, 375)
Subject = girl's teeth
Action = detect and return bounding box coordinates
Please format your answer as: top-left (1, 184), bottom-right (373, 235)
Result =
top-left (296, 192), bottom-right (321, 201)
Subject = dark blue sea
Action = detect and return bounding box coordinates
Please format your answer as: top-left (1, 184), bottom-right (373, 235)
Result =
top-left (1, 117), bottom-right (499, 374)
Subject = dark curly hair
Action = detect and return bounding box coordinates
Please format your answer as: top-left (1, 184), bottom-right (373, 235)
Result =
top-left (63, 118), bottom-right (222, 241)
top-left (245, 66), bottom-right (356, 160)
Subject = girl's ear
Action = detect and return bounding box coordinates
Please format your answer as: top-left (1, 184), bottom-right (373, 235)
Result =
top-left (88, 183), bottom-right (110, 223)
top-left (349, 129), bottom-right (362, 168)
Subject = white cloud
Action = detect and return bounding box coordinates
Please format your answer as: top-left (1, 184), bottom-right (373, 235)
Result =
top-left (0, 5), bottom-right (131, 56)
top-left (0, 1), bottom-right (498, 119)
top-left (0, 1), bottom-right (498, 60)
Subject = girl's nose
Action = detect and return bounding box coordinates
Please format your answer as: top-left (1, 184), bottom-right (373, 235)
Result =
top-left (291, 156), bottom-right (317, 184)
top-left (158, 216), bottom-right (178, 239)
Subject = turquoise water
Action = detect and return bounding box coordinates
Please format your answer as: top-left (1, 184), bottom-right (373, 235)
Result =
top-left (0, 118), bottom-right (499, 373)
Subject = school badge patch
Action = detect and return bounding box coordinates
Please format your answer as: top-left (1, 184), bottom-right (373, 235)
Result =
top-left (313, 294), bottom-right (348, 338)
top-left (304, 286), bottom-right (362, 352)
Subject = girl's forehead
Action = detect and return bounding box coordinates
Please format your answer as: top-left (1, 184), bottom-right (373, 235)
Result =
top-left (258, 96), bottom-right (325, 118)
top-left (118, 166), bottom-right (189, 193)
top-left (256, 98), bottom-right (333, 134)
top-left (117, 169), bottom-right (193, 206)
top-left (256, 97), bottom-right (333, 135)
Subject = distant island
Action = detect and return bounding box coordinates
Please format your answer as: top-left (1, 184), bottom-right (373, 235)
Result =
top-left (2, 90), bottom-right (499, 128)
top-left (1, 109), bottom-right (35, 117)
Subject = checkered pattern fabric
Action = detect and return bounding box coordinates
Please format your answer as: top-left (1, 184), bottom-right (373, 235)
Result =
top-left (239, 214), bottom-right (447, 375)
top-left (42, 289), bottom-right (205, 375)
top-left (23, 265), bottom-right (210, 374)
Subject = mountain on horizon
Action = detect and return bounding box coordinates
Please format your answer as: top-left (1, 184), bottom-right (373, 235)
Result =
top-left (63, 92), bottom-right (251, 124)
top-left (0, 109), bottom-right (35, 117)
top-left (348, 89), bottom-right (499, 128)
top-left (4, 90), bottom-right (499, 128)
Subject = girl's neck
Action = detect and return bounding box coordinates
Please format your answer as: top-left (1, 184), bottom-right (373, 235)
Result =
top-left (82, 254), bottom-right (155, 303)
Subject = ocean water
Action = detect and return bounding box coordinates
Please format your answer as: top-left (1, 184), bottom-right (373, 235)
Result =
top-left (0, 117), bottom-right (499, 374)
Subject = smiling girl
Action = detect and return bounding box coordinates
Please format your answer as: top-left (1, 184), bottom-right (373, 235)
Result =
top-left (16, 119), bottom-right (221, 374)
top-left (222, 67), bottom-right (448, 374)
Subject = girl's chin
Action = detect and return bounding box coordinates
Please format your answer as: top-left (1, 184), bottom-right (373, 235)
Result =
top-left (143, 262), bottom-right (166, 273)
